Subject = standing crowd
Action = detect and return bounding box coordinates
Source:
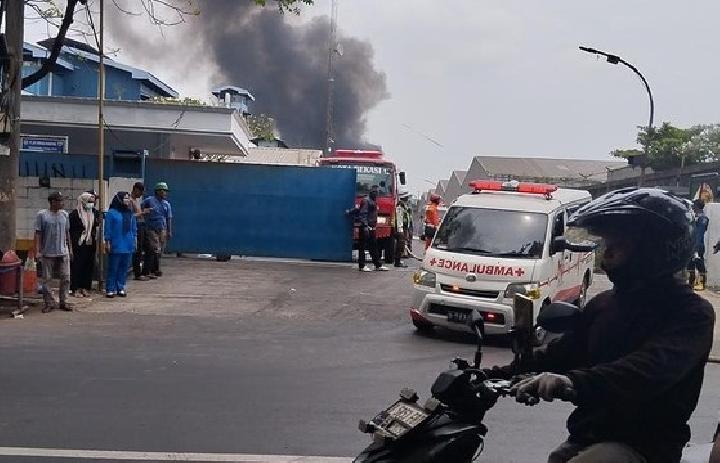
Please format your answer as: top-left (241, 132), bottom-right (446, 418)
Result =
top-left (34, 181), bottom-right (173, 312)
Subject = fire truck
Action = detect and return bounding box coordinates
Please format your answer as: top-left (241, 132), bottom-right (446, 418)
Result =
top-left (319, 149), bottom-right (406, 261)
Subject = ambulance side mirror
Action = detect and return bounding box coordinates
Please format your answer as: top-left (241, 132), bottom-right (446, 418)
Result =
top-left (399, 172), bottom-right (407, 186)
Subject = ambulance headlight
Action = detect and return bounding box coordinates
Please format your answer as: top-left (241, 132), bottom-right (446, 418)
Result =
top-left (413, 269), bottom-right (436, 288)
top-left (377, 216), bottom-right (389, 225)
top-left (505, 282), bottom-right (540, 300)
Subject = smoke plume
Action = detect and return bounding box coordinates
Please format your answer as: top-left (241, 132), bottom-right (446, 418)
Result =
top-left (109, 1), bottom-right (389, 149)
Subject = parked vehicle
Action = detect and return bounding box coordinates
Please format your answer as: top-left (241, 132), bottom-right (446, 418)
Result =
top-left (410, 180), bottom-right (595, 335)
top-left (319, 150), bottom-right (406, 262)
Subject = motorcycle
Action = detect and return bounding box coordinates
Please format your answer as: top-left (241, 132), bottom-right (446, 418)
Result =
top-left (353, 296), bottom-right (578, 463)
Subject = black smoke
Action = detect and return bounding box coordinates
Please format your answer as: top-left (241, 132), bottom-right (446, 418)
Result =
top-left (110, 1), bottom-right (389, 149)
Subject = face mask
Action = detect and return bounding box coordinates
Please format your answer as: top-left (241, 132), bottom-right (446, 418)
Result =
top-left (123, 198), bottom-right (133, 207)
top-left (84, 203), bottom-right (94, 210)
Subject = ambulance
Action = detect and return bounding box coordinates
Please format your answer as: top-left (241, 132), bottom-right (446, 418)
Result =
top-left (410, 180), bottom-right (595, 335)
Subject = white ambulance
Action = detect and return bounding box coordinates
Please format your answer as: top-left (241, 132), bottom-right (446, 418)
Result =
top-left (410, 180), bottom-right (595, 335)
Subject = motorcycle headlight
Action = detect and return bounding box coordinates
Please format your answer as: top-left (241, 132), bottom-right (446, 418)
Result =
top-left (413, 269), bottom-right (436, 288)
top-left (505, 282), bottom-right (540, 300)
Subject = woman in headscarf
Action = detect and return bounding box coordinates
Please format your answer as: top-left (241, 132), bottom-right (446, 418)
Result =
top-left (68, 191), bottom-right (100, 297)
top-left (104, 192), bottom-right (137, 298)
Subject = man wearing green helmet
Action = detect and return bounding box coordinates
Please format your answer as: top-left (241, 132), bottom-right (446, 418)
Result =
top-left (141, 181), bottom-right (173, 278)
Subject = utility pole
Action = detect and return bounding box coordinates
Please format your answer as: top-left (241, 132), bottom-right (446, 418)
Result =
top-left (0, 1), bottom-right (23, 252)
top-left (97, 0), bottom-right (106, 289)
top-left (324, 0), bottom-right (338, 156)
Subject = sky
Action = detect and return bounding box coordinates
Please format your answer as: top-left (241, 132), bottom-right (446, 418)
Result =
top-left (24, 0), bottom-right (720, 195)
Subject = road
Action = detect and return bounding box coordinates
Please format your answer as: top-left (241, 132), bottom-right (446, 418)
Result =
top-left (0, 255), bottom-right (719, 462)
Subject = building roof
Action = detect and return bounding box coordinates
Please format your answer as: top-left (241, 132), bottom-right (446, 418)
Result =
top-left (212, 86), bottom-right (256, 101)
top-left (470, 155), bottom-right (625, 183)
top-left (435, 180), bottom-right (449, 196)
top-left (27, 40), bottom-right (178, 98)
top-left (23, 42), bottom-right (75, 71)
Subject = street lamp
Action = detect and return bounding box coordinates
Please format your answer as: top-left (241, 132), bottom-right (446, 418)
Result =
top-left (579, 46), bottom-right (654, 186)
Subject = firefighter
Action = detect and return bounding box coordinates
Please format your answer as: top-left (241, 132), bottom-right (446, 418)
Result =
top-left (689, 199), bottom-right (709, 290)
top-left (423, 194), bottom-right (442, 249)
top-left (393, 192), bottom-right (411, 268)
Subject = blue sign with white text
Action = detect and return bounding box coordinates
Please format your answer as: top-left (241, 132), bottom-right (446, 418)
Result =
top-left (21, 136), bottom-right (67, 154)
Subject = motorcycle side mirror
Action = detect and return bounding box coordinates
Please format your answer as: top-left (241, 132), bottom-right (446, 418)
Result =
top-left (468, 310), bottom-right (485, 368)
top-left (551, 236), bottom-right (597, 254)
top-left (537, 302), bottom-right (581, 334)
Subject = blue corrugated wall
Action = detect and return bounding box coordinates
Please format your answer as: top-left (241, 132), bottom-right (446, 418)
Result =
top-left (146, 159), bottom-right (356, 261)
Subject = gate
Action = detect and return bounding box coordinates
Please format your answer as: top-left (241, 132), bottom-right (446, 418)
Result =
top-left (145, 159), bottom-right (356, 261)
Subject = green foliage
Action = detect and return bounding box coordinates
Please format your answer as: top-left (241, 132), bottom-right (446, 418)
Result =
top-left (247, 114), bottom-right (277, 141)
top-left (612, 123), bottom-right (720, 170)
top-left (254, 0), bottom-right (314, 14)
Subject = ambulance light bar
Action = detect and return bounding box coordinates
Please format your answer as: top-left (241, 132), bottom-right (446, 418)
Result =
top-left (469, 180), bottom-right (558, 198)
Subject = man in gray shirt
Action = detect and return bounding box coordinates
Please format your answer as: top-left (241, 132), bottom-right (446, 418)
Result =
top-left (35, 191), bottom-right (73, 312)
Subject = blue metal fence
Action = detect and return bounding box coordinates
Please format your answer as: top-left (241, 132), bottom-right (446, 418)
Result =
top-left (19, 151), bottom-right (145, 179)
top-left (146, 159), bottom-right (356, 261)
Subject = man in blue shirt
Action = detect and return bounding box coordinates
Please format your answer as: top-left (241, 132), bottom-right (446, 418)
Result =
top-left (689, 199), bottom-right (709, 290)
top-left (141, 182), bottom-right (173, 278)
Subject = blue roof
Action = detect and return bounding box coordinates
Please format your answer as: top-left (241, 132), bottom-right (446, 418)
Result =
top-left (23, 43), bottom-right (75, 71)
top-left (23, 42), bottom-right (178, 98)
top-left (63, 46), bottom-right (178, 98)
top-left (212, 85), bottom-right (256, 101)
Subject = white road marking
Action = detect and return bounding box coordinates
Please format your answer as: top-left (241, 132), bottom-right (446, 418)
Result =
top-left (0, 447), bottom-right (352, 462)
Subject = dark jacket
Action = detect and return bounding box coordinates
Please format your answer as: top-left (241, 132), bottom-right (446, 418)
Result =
top-left (529, 278), bottom-right (714, 463)
top-left (357, 197), bottom-right (378, 227)
top-left (68, 209), bottom-right (100, 249)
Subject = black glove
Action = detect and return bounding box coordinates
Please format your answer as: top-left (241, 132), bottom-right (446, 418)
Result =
top-left (510, 372), bottom-right (576, 405)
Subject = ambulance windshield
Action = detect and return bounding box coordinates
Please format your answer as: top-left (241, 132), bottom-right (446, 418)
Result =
top-left (433, 207), bottom-right (547, 259)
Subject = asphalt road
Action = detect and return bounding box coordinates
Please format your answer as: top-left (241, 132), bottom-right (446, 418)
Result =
top-left (0, 256), bottom-right (719, 462)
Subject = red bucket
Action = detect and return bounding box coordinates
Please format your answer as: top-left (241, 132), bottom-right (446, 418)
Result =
top-left (0, 251), bottom-right (21, 296)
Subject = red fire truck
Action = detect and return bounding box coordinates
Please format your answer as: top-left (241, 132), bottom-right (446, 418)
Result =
top-left (319, 149), bottom-right (406, 261)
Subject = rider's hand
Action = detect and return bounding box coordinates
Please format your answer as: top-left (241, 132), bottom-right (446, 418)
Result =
top-left (511, 372), bottom-right (575, 404)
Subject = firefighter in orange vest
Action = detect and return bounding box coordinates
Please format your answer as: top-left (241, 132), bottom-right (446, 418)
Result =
top-left (423, 194), bottom-right (442, 249)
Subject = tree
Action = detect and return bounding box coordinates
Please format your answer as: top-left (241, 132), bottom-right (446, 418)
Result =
top-left (611, 122), bottom-right (720, 170)
top-left (247, 114), bottom-right (277, 141)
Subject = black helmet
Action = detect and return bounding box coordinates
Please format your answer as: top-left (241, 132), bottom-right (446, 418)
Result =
top-left (569, 187), bottom-right (694, 278)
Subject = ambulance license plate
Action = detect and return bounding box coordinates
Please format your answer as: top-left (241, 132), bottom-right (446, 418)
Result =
top-left (447, 310), bottom-right (469, 324)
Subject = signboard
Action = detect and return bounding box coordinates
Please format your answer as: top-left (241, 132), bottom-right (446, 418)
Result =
top-left (21, 134), bottom-right (68, 154)
top-left (329, 164), bottom-right (391, 174)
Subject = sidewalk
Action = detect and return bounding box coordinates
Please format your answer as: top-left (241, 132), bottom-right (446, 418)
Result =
top-left (704, 289), bottom-right (720, 361)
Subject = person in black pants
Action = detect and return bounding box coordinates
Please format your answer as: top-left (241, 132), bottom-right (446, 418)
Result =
top-left (129, 182), bottom-right (149, 281)
top-left (68, 191), bottom-right (100, 297)
top-left (348, 186), bottom-right (388, 272)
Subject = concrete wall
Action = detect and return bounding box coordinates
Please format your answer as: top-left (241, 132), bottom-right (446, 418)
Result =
top-left (705, 203), bottom-right (720, 288)
top-left (14, 176), bottom-right (139, 248)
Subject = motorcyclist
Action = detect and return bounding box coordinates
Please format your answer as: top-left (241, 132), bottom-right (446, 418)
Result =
top-left (489, 188), bottom-right (715, 463)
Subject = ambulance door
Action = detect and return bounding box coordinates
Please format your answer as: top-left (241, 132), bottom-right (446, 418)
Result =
top-left (550, 210), bottom-right (574, 301)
